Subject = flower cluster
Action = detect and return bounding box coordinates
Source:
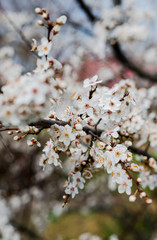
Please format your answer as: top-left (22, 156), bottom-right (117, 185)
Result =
top-left (0, 10), bottom-right (67, 128)
top-left (40, 139), bottom-right (61, 168)
top-left (91, 144), bottom-right (132, 195)
top-left (0, 7), bottom-right (157, 208)
top-left (91, 1), bottom-right (153, 58)
top-left (65, 172), bottom-right (85, 199)
top-left (0, 70), bottom-right (60, 127)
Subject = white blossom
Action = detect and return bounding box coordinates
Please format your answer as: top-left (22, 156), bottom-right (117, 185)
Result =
top-left (37, 37), bottom-right (52, 56)
top-left (83, 75), bottom-right (102, 88)
top-left (65, 182), bottom-right (79, 198)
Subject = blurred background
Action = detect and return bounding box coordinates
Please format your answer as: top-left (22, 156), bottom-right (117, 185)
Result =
top-left (0, 0), bottom-right (157, 239)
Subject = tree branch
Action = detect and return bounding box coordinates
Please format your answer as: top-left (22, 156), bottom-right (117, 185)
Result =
top-left (0, 127), bottom-right (18, 132)
top-left (75, 0), bottom-right (157, 83)
top-left (30, 119), bottom-right (157, 162)
top-left (30, 119), bottom-right (69, 128)
top-left (0, 5), bottom-right (38, 58)
top-left (111, 41), bottom-right (157, 82)
top-left (1, 118), bottom-right (157, 162)
top-left (76, 0), bottom-right (98, 22)
top-left (129, 146), bottom-right (156, 161)
top-left (113, 0), bottom-right (122, 6)
top-left (30, 119), bottom-right (102, 136)
top-left (68, 19), bottom-right (93, 36)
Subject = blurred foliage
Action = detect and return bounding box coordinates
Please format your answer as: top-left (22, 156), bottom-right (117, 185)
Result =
top-left (43, 192), bottom-right (157, 240)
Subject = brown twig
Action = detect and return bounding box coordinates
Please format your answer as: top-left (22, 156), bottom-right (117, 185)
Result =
top-left (113, 0), bottom-right (122, 6)
top-left (129, 146), bottom-right (156, 161)
top-left (0, 127), bottom-right (18, 132)
top-left (1, 118), bottom-right (156, 162)
top-left (30, 119), bottom-right (157, 162)
top-left (111, 42), bottom-right (157, 82)
top-left (89, 86), bottom-right (97, 99)
top-left (76, 0), bottom-right (98, 22)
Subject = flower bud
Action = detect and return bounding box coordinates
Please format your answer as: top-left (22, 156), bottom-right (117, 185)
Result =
top-left (33, 127), bottom-right (40, 133)
top-left (140, 191), bottom-right (146, 198)
top-left (13, 136), bottom-right (22, 141)
top-left (23, 126), bottom-right (30, 133)
top-left (106, 146), bottom-right (112, 151)
top-left (27, 140), bottom-right (34, 147)
top-left (129, 194), bottom-right (136, 202)
top-left (35, 8), bottom-right (42, 14)
top-left (16, 130), bottom-right (21, 133)
top-left (37, 20), bottom-right (44, 26)
top-left (42, 12), bottom-right (49, 20)
top-left (37, 141), bottom-right (41, 147)
top-left (8, 131), bottom-right (14, 135)
top-left (137, 177), bottom-right (142, 183)
top-left (125, 141), bottom-right (132, 146)
top-left (81, 161), bottom-right (86, 166)
top-left (56, 15), bottom-right (67, 25)
top-left (63, 195), bottom-right (66, 199)
top-left (145, 198), bottom-right (152, 204)
top-left (52, 25), bottom-right (61, 35)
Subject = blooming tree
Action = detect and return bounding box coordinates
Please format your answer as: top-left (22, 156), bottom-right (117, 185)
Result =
top-left (0, 1), bottom-right (157, 239)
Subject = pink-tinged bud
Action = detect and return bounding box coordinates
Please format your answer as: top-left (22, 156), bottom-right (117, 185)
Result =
top-left (140, 191), bottom-right (146, 198)
top-left (81, 161), bottom-right (86, 166)
top-left (37, 20), bottom-right (44, 26)
top-left (42, 12), bottom-right (49, 20)
top-left (13, 136), bottom-right (22, 141)
top-left (35, 8), bottom-right (42, 14)
top-left (16, 130), bottom-right (21, 133)
top-left (75, 141), bottom-right (81, 148)
top-left (8, 131), bottom-right (14, 135)
top-left (129, 194), bottom-right (136, 202)
top-left (145, 198), bottom-right (152, 204)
